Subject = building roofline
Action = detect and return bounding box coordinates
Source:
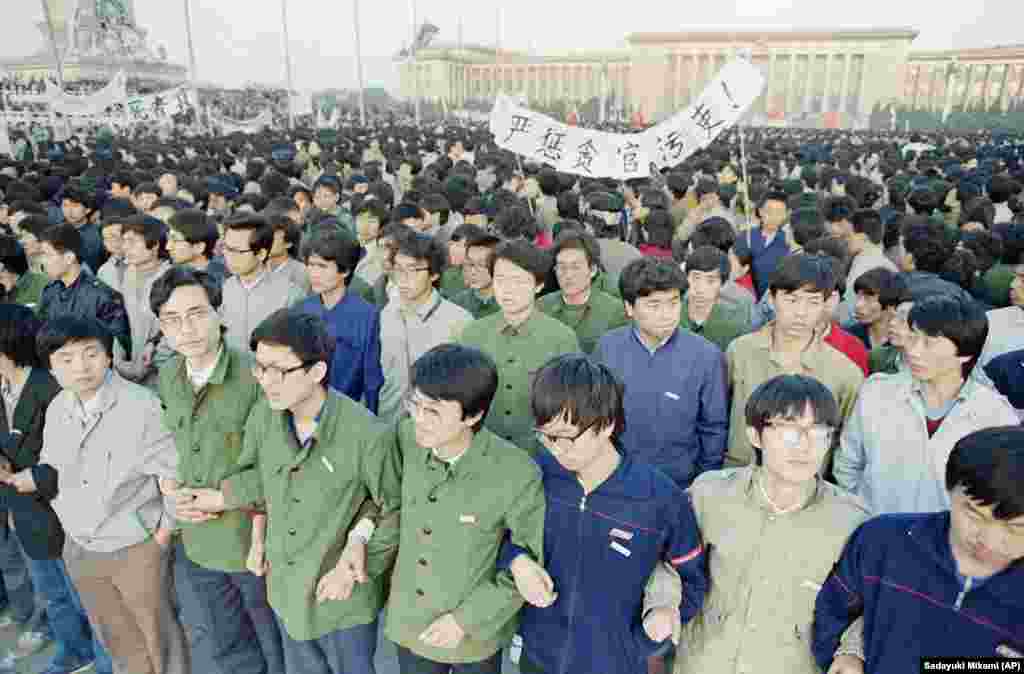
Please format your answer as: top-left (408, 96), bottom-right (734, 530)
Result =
top-left (626, 27), bottom-right (920, 43)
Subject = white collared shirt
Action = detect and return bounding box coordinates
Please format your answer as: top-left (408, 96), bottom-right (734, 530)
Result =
top-left (186, 347), bottom-right (224, 390)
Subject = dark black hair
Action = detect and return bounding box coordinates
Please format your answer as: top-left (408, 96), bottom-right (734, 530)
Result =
top-left (619, 257), bottom-right (686, 306)
top-left (824, 195), bottom-right (856, 223)
top-left (493, 238), bottom-right (550, 284)
top-left (39, 224), bottom-right (83, 263)
top-left (449, 222), bottom-right (486, 244)
top-left (223, 213), bottom-right (274, 257)
top-left (556, 191), bottom-right (580, 220)
top-left (250, 308), bottom-right (334, 378)
top-left (552, 229), bottom-right (601, 271)
top-left (686, 245), bottom-right (730, 283)
top-left (792, 215), bottom-right (826, 249)
top-left (410, 343), bottom-right (499, 432)
top-left (120, 214), bottom-right (166, 253)
top-left (0, 304), bottom-right (43, 368)
top-left (878, 272), bottom-right (910, 310)
top-left (0, 235), bottom-right (29, 277)
top-left (642, 209), bottom-right (675, 249)
top-left (168, 209), bottom-right (219, 259)
top-left (355, 200), bottom-right (390, 224)
top-left (939, 248), bottom-right (978, 292)
top-left (853, 267), bottom-right (896, 298)
top-left (133, 181), bottom-right (161, 198)
top-left (851, 209), bottom-right (884, 245)
top-left (495, 205), bottom-right (537, 240)
top-left (744, 374), bottom-right (840, 465)
top-left (902, 223), bottom-right (953, 274)
top-left (769, 253), bottom-right (835, 299)
top-left (946, 426), bottom-right (1024, 521)
top-left (300, 230), bottom-right (363, 282)
top-left (960, 230), bottom-right (1003, 274)
top-left (908, 294), bottom-right (989, 364)
top-left (531, 353), bottom-right (625, 440)
top-left (265, 212), bottom-right (301, 259)
top-left (37, 316), bottom-right (114, 364)
top-left (961, 197), bottom-right (995, 229)
top-left (688, 217), bottom-right (735, 254)
top-left (149, 266), bottom-right (223, 316)
top-left (466, 232), bottom-right (502, 275)
top-left (393, 231), bottom-right (447, 279)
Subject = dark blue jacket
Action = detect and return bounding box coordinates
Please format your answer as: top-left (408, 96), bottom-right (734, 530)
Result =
top-left (594, 327), bottom-right (729, 489)
top-left (508, 451), bottom-right (707, 674)
top-left (744, 226), bottom-right (791, 299)
top-left (983, 348), bottom-right (1024, 411)
top-left (297, 291), bottom-right (384, 414)
top-left (813, 512), bottom-right (1024, 673)
top-left (39, 268), bottom-right (131, 359)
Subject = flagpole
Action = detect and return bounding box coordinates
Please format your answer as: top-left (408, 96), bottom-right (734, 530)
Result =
top-left (280, 0), bottom-right (295, 130)
top-left (182, 0), bottom-right (201, 131)
top-left (352, 0), bottom-right (366, 125)
top-left (495, 8), bottom-right (503, 95)
top-left (409, 0), bottom-right (420, 125)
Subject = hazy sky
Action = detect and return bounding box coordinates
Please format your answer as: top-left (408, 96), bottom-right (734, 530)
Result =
top-left (2, 0), bottom-right (1020, 92)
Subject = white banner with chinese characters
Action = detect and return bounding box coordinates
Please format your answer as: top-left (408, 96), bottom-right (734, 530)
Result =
top-left (44, 71), bottom-right (128, 116)
top-left (120, 86), bottom-right (196, 122)
top-left (210, 109), bottom-right (273, 134)
top-left (490, 58), bottom-right (765, 178)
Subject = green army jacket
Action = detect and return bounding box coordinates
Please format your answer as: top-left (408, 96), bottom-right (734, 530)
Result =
top-left (222, 390), bottom-right (402, 641)
top-left (537, 289), bottom-right (628, 354)
top-left (385, 419), bottom-right (545, 663)
top-left (158, 347), bottom-right (261, 573)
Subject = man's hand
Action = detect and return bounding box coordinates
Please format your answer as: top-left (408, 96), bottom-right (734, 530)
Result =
top-left (419, 613), bottom-right (465, 649)
top-left (174, 488), bottom-right (224, 523)
top-left (315, 564), bottom-right (356, 603)
top-left (828, 655), bottom-right (865, 674)
top-left (510, 554), bottom-right (557, 608)
top-left (159, 478), bottom-right (180, 496)
top-left (4, 469), bottom-right (36, 494)
top-left (246, 542), bottom-right (267, 577)
top-left (337, 540), bottom-right (368, 585)
top-left (154, 527), bottom-right (173, 548)
top-left (643, 606), bottom-right (680, 645)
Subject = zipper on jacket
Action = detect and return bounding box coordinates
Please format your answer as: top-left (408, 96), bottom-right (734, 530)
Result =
top-left (954, 576), bottom-right (972, 611)
top-left (557, 489), bottom-right (588, 674)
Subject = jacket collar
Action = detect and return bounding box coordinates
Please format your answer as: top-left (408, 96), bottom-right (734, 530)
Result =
top-left (907, 512), bottom-right (1024, 609)
top-left (741, 465), bottom-right (824, 515)
top-left (538, 448), bottom-right (655, 501)
top-left (500, 306), bottom-right (541, 337)
top-left (420, 425), bottom-right (495, 481)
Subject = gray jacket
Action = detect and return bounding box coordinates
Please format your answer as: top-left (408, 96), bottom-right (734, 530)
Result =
top-left (221, 269), bottom-right (306, 353)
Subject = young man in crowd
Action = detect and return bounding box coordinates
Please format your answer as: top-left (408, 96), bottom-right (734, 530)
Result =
top-left (114, 215), bottom-right (172, 387)
top-left (538, 230), bottom-right (628, 354)
top-left (507, 353), bottom-right (707, 674)
top-left (745, 191), bottom-right (793, 299)
top-left (310, 176), bottom-right (354, 236)
top-left (451, 232), bottom-right (501, 320)
top-left (377, 232), bottom-right (473, 423)
top-left (815, 426), bottom-right (1024, 674)
top-left (680, 246), bottom-right (751, 352)
top-left (594, 257), bottom-right (729, 489)
top-left (725, 254), bottom-right (863, 468)
top-left (220, 309), bottom-right (401, 674)
top-left (838, 209), bottom-right (898, 324)
top-left (386, 344), bottom-right (545, 674)
top-left (220, 214), bottom-right (305, 353)
top-left (166, 209), bottom-right (229, 287)
top-left (800, 241), bottom-right (869, 376)
top-left (4, 317), bottom-right (186, 674)
top-left (848, 268), bottom-right (898, 352)
top-left (866, 274), bottom-right (912, 375)
top-left (37, 224), bottom-right (132, 360)
top-left (835, 295), bottom-right (1018, 514)
top-left (265, 212), bottom-right (309, 293)
top-left (458, 239), bottom-right (580, 449)
top-left (353, 200), bottom-right (390, 287)
top-left (654, 375), bottom-right (869, 674)
top-left (0, 235), bottom-right (47, 309)
top-left (96, 216), bottom-right (128, 293)
top-left (973, 254), bottom-right (1024, 389)
top-left (150, 267), bottom-right (284, 674)
top-left (61, 186), bottom-right (105, 274)
top-left (298, 229), bottom-right (383, 414)
top-left (11, 212), bottom-right (51, 275)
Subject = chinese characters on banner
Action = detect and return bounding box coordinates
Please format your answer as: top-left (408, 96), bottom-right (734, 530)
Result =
top-left (120, 86), bottom-right (196, 122)
top-left (490, 58), bottom-right (765, 179)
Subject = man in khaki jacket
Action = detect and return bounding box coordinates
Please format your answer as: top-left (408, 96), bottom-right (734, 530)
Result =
top-left (647, 375), bottom-right (869, 674)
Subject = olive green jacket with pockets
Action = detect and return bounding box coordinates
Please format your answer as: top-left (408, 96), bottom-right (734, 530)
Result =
top-left (672, 466), bottom-right (870, 674)
top-left (385, 419), bottom-right (545, 664)
top-left (537, 290), bottom-right (629, 354)
top-left (158, 348), bottom-right (261, 573)
top-left (458, 309), bottom-right (580, 449)
top-left (222, 390), bottom-right (402, 641)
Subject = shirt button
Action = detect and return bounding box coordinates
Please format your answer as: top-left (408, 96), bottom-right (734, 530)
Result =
top-left (504, 410), bottom-right (512, 415)
top-left (192, 446), bottom-right (201, 453)
top-left (506, 357), bottom-right (516, 364)
top-left (293, 497), bottom-right (301, 503)
top-left (418, 558), bottom-right (428, 567)
top-left (82, 479), bottom-right (88, 486)
top-left (427, 495), bottom-right (437, 503)
top-left (416, 589), bottom-right (425, 597)
top-left (289, 528), bottom-right (297, 536)
top-left (422, 527), bottom-right (432, 536)
top-left (505, 384), bottom-right (513, 390)
top-left (287, 560), bottom-right (295, 566)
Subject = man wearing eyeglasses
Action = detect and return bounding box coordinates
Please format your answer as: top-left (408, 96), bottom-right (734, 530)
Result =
top-left (378, 232), bottom-right (472, 423)
top-left (645, 374), bottom-right (869, 674)
top-left (386, 344), bottom-right (545, 674)
top-left (220, 214), bottom-right (305, 353)
top-left (216, 308), bottom-right (401, 674)
top-left (451, 232), bottom-right (501, 320)
top-left (150, 267), bottom-right (285, 674)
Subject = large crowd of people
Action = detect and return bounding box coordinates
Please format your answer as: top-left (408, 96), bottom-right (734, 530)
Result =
top-left (0, 115), bottom-right (1022, 674)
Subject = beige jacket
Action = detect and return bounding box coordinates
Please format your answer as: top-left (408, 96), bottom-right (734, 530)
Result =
top-left (646, 466), bottom-right (869, 674)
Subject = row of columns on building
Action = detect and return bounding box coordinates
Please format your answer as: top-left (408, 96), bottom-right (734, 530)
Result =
top-left (672, 49), bottom-right (863, 117)
top-left (909, 62), bottom-right (1024, 113)
top-left (455, 62), bottom-right (628, 105)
